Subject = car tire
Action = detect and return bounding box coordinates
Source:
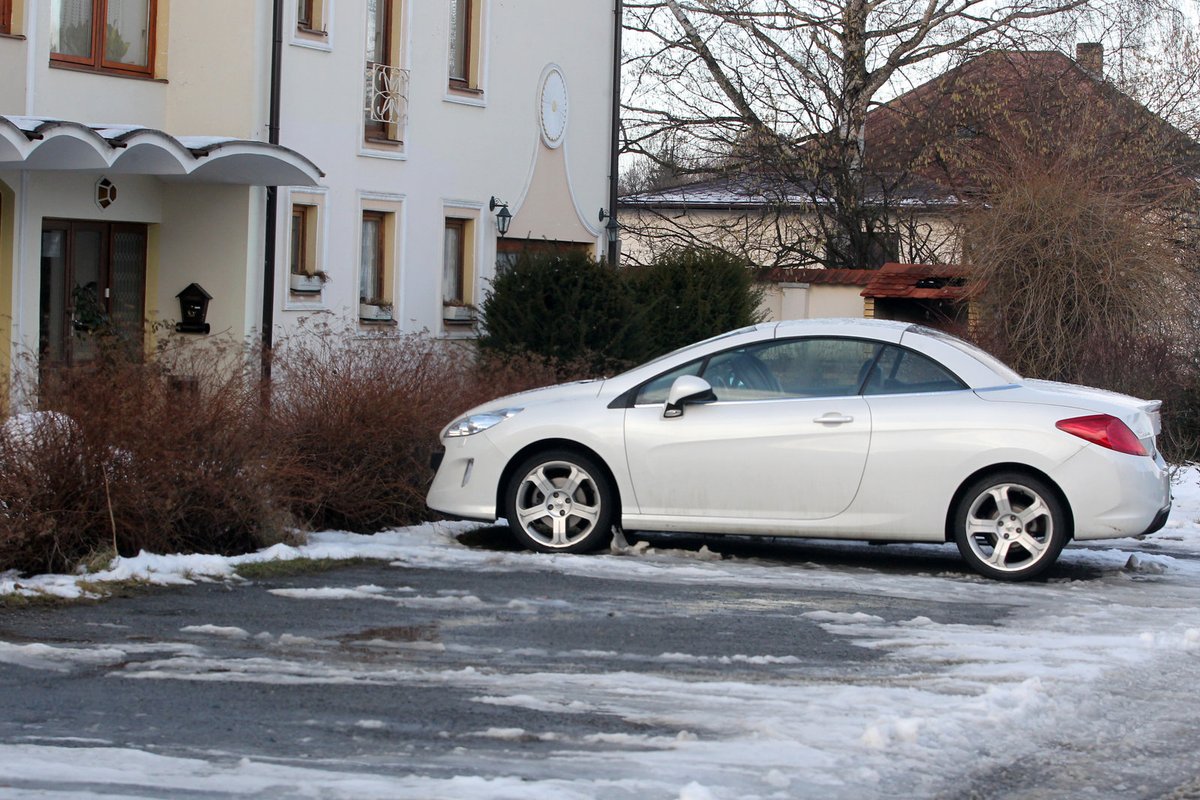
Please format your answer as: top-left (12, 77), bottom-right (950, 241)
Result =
top-left (504, 449), bottom-right (615, 553)
top-left (952, 471), bottom-right (1069, 581)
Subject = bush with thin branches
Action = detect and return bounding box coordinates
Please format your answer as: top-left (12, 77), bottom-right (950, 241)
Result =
top-left (0, 339), bottom-right (283, 575)
top-left (964, 157), bottom-right (1200, 461)
top-left (267, 322), bottom-right (596, 533)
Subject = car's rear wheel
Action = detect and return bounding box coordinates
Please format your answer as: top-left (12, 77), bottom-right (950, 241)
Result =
top-left (504, 450), bottom-right (615, 553)
top-left (952, 472), bottom-right (1068, 581)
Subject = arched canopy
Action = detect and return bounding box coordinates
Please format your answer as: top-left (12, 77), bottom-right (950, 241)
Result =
top-left (0, 116), bottom-right (322, 186)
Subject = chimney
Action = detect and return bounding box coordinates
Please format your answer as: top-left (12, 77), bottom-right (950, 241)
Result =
top-left (1076, 42), bottom-right (1103, 76)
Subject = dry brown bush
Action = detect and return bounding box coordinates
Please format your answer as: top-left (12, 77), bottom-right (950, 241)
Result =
top-left (0, 322), bottom-right (603, 574)
top-left (0, 337), bottom-right (283, 575)
top-left (964, 156), bottom-right (1200, 462)
top-left (265, 322), bottom-right (596, 534)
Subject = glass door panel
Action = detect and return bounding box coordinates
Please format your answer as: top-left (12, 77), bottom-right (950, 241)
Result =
top-left (39, 220), bottom-right (146, 367)
top-left (109, 225), bottom-right (146, 337)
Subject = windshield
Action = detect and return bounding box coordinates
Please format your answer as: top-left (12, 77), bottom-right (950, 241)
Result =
top-left (610, 323), bottom-right (767, 381)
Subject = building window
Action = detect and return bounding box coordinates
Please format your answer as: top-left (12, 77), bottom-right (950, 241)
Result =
top-left (294, 0), bottom-right (329, 42)
top-left (365, 0), bottom-right (407, 143)
top-left (359, 210), bottom-right (395, 321)
top-left (290, 205), bottom-right (308, 275)
top-left (50, 0), bottom-right (157, 77)
top-left (448, 0), bottom-right (482, 93)
top-left (496, 239), bottom-right (590, 275)
top-left (442, 217), bottom-right (475, 325)
top-left (443, 219), bottom-right (466, 306)
top-left (289, 203), bottom-right (326, 295)
top-left (360, 211), bottom-right (385, 303)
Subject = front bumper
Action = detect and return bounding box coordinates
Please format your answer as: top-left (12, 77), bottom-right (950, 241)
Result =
top-left (425, 434), bottom-right (508, 522)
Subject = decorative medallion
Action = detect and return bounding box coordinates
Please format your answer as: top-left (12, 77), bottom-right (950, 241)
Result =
top-left (539, 67), bottom-right (569, 148)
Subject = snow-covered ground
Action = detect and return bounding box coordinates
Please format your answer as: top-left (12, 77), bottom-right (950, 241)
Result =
top-left (1, 469), bottom-right (1199, 799)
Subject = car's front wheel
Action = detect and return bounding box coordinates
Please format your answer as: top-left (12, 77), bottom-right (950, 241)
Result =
top-left (504, 450), bottom-right (615, 553)
top-left (952, 472), bottom-right (1069, 581)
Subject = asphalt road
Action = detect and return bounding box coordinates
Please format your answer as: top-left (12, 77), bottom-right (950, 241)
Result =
top-left (0, 528), bottom-right (1197, 798)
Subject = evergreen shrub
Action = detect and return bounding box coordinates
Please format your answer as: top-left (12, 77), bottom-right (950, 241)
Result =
top-left (478, 247), bottom-right (763, 367)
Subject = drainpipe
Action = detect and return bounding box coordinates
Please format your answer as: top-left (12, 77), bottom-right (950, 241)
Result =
top-left (261, 0), bottom-right (284, 391)
top-left (607, 0), bottom-right (622, 267)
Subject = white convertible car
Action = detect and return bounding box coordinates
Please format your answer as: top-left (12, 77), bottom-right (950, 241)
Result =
top-left (428, 319), bottom-right (1171, 580)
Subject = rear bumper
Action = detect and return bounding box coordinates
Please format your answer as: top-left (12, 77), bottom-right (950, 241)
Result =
top-left (1140, 502), bottom-right (1172, 537)
top-left (1057, 445), bottom-right (1171, 540)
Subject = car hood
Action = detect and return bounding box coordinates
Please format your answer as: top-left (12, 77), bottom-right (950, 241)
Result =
top-left (978, 379), bottom-right (1161, 437)
top-left (450, 379), bottom-right (608, 421)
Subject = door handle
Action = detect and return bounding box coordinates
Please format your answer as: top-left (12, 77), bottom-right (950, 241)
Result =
top-left (813, 412), bottom-right (854, 425)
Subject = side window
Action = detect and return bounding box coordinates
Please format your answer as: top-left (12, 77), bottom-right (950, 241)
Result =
top-left (634, 360), bottom-right (703, 405)
top-left (702, 348), bottom-right (783, 400)
top-left (756, 339), bottom-right (879, 398)
top-left (862, 345), bottom-right (965, 395)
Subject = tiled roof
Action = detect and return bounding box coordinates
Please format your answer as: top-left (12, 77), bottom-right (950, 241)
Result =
top-left (864, 50), bottom-right (1200, 188)
top-left (760, 268), bottom-right (876, 286)
top-left (861, 263), bottom-right (971, 299)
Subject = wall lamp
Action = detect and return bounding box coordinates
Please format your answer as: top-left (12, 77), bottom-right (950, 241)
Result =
top-left (489, 196), bottom-right (512, 237)
top-left (598, 208), bottom-right (621, 244)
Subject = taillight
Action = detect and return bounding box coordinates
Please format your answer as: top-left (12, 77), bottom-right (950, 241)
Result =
top-left (1056, 414), bottom-right (1147, 456)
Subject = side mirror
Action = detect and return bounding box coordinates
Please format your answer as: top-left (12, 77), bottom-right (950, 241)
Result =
top-left (664, 375), bottom-right (716, 418)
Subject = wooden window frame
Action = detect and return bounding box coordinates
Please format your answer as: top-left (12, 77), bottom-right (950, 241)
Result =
top-left (50, 0), bottom-right (157, 78)
top-left (448, 0), bottom-right (474, 91)
top-left (360, 210), bottom-right (388, 304)
top-left (443, 218), bottom-right (468, 305)
top-left (365, 0), bottom-right (402, 143)
top-left (290, 204), bottom-right (311, 276)
top-left (296, 0), bottom-right (313, 30)
top-left (1, 0), bottom-right (12, 35)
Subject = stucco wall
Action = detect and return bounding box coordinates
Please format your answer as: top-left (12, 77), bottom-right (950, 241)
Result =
top-left (621, 206), bottom-right (962, 270)
top-left (157, 184), bottom-right (261, 342)
top-left (759, 283), bottom-right (867, 322)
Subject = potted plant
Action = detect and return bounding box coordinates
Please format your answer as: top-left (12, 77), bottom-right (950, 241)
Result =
top-left (289, 270), bottom-right (329, 294)
top-left (359, 298), bottom-right (393, 321)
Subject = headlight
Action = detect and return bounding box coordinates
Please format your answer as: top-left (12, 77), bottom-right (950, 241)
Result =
top-left (445, 408), bottom-right (523, 438)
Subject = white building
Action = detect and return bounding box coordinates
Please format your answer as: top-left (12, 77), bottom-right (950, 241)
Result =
top-left (0, 0), bottom-right (617, 401)
top-left (278, 0), bottom-right (616, 337)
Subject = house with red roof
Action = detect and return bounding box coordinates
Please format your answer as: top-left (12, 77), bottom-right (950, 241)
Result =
top-left (621, 45), bottom-right (1199, 329)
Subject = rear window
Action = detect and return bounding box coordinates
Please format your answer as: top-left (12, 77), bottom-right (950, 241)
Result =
top-left (912, 326), bottom-right (1021, 384)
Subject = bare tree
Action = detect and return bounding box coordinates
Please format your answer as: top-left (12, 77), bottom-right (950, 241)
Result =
top-left (621, 0), bottom-right (1188, 268)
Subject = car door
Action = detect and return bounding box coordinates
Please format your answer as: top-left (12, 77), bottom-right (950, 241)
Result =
top-left (623, 337), bottom-right (876, 522)
top-left (851, 343), bottom-right (983, 526)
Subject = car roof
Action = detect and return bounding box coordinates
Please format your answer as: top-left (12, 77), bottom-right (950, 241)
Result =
top-left (770, 317), bottom-right (912, 342)
top-left (610, 317), bottom-right (1017, 393)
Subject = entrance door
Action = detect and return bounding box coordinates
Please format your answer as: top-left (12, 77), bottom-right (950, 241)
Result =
top-left (40, 220), bottom-right (147, 366)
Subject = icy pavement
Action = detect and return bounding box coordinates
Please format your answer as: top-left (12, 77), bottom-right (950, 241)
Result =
top-left (0, 469), bottom-right (1198, 799)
